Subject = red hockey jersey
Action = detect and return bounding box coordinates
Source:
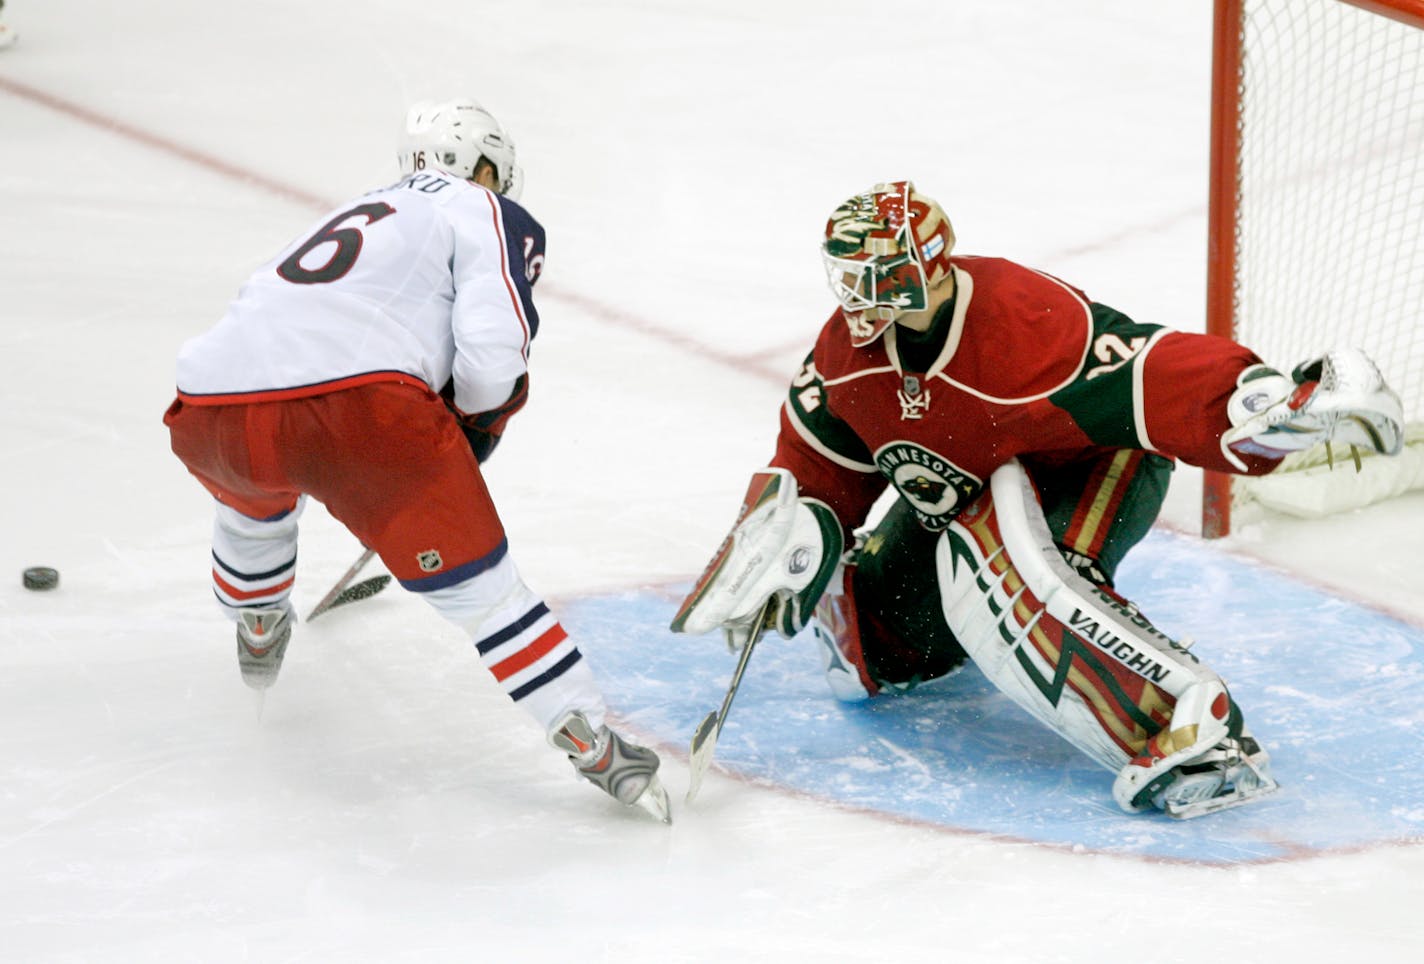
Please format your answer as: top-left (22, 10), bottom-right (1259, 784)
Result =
top-left (772, 256), bottom-right (1277, 532)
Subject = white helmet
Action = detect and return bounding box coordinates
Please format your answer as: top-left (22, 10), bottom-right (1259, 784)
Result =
top-left (398, 98), bottom-right (524, 199)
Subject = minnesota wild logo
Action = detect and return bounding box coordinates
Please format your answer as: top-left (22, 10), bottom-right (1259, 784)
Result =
top-left (874, 441), bottom-right (981, 530)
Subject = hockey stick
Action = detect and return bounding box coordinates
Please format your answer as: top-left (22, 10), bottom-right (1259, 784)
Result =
top-left (685, 600), bottom-right (776, 804)
top-left (306, 548), bottom-right (392, 621)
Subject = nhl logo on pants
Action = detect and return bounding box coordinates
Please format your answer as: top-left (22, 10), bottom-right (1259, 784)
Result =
top-left (417, 549), bottom-right (444, 572)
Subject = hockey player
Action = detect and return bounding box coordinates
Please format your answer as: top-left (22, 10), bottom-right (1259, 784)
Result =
top-left (671, 181), bottom-right (1405, 818)
top-left (164, 98), bottom-right (671, 823)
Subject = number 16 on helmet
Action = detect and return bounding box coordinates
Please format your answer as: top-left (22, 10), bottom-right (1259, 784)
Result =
top-left (397, 98), bottom-right (524, 200)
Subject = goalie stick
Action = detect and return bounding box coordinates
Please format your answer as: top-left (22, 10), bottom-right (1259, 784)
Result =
top-left (685, 600), bottom-right (776, 804)
top-left (306, 548), bottom-right (392, 621)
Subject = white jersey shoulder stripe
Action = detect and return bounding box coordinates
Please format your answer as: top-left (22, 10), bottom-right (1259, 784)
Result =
top-left (822, 364), bottom-right (898, 388)
top-left (932, 267), bottom-right (1093, 404)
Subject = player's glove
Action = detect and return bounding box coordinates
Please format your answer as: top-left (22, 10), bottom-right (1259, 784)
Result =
top-left (444, 374), bottom-right (529, 464)
top-left (670, 468), bottom-right (844, 651)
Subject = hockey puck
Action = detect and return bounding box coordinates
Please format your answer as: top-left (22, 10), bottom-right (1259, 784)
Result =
top-left (22, 566), bottom-right (59, 591)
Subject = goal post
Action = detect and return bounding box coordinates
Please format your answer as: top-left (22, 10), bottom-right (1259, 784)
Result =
top-left (1203, 0), bottom-right (1424, 538)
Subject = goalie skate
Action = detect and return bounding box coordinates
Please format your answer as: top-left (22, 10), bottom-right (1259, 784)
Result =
top-left (550, 711), bottom-right (672, 824)
top-left (1121, 731), bottom-right (1279, 820)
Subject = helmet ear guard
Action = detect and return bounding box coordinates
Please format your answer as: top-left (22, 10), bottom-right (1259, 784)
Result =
top-left (398, 98), bottom-right (524, 200)
top-left (820, 180), bottom-right (956, 347)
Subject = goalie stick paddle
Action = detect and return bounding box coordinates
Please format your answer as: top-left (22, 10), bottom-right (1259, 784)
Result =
top-left (306, 548), bottom-right (391, 621)
top-left (685, 601), bottom-right (775, 804)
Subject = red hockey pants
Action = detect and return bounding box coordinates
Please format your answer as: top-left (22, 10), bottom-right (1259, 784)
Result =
top-left (164, 380), bottom-right (506, 584)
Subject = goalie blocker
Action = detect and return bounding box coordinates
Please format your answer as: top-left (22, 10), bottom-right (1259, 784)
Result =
top-left (671, 468), bottom-right (843, 651)
top-left (937, 461), bottom-right (1277, 817)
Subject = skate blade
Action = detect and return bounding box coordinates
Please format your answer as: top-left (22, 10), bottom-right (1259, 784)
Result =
top-left (241, 662), bottom-right (278, 721)
top-left (633, 775), bottom-right (674, 825)
top-left (685, 711), bottom-right (720, 804)
top-left (1166, 775), bottom-right (1280, 819)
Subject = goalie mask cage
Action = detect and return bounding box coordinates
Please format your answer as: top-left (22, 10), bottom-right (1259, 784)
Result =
top-left (1203, 0), bottom-right (1424, 538)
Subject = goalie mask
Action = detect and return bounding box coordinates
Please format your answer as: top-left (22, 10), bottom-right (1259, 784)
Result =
top-left (821, 180), bottom-right (956, 347)
top-left (398, 98), bottom-right (524, 200)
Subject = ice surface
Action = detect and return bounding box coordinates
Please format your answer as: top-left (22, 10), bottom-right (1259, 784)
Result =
top-left (2, 2), bottom-right (1422, 961)
top-left (572, 530), bottom-right (1424, 864)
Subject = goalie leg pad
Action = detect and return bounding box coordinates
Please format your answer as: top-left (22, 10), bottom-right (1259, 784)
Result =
top-left (937, 460), bottom-right (1276, 814)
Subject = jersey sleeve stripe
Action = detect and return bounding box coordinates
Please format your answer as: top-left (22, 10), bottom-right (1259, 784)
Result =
top-left (480, 189), bottom-right (532, 362)
top-left (1131, 328), bottom-right (1173, 452)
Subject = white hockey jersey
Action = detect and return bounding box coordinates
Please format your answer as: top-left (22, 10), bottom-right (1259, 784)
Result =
top-left (175, 170), bottom-right (545, 416)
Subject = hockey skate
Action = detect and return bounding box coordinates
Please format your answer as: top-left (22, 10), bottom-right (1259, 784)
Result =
top-left (1115, 729), bottom-right (1279, 819)
top-left (235, 605), bottom-right (294, 690)
top-left (550, 711), bottom-right (672, 824)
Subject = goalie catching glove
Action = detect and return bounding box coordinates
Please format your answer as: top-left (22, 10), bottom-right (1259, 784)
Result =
top-left (671, 468), bottom-right (843, 650)
top-left (1222, 347), bottom-right (1403, 469)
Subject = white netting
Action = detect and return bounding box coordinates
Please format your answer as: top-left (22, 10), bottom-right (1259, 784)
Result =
top-left (1229, 0), bottom-right (1424, 519)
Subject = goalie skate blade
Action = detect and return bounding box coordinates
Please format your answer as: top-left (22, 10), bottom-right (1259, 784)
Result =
top-left (685, 711), bottom-right (721, 804)
top-left (1165, 777), bottom-right (1281, 820)
top-left (634, 775), bottom-right (674, 824)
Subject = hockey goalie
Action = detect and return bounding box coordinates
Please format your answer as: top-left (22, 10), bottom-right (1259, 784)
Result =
top-left (671, 181), bottom-right (1405, 818)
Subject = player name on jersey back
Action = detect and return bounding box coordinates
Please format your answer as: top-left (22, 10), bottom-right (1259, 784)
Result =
top-left (175, 172), bottom-right (545, 407)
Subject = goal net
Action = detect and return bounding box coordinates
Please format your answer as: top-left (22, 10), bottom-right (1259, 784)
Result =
top-left (1203, 0), bottom-right (1424, 537)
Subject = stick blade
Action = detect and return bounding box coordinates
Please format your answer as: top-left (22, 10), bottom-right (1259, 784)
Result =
top-left (685, 711), bottom-right (721, 803)
top-left (307, 574), bottom-right (392, 621)
top-left (335, 574), bottom-right (392, 605)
